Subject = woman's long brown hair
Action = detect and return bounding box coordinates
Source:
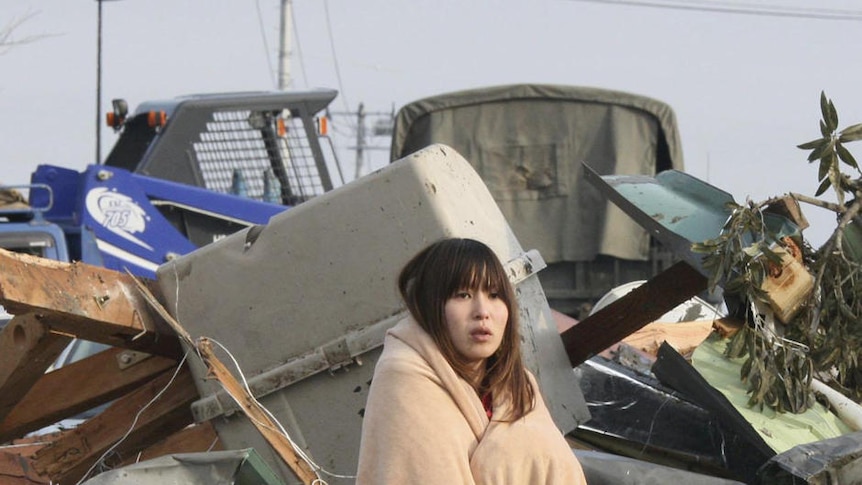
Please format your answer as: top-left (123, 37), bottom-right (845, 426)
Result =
top-left (398, 238), bottom-right (534, 421)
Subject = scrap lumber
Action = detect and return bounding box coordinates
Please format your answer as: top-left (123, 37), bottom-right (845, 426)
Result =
top-left (0, 248), bottom-right (179, 357)
top-left (760, 242), bottom-right (814, 323)
top-left (118, 421), bottom-right (222, 467)
top-left (0, 314), bottom-right (72, 424)
top-left (620, 320), bottom-right (715, 357)
top-left (131, 274), bottom-right (320, 485)
top-left (0, 451), bottom-right (46, 484)
top-left (0, 434), bottom-right (51, 484)
top-left (560, 261), bottom-right (708, 366)
top-left (31, 364), bottom-right (198, 484)
top-left (0, 347), bottom-right (178, 443)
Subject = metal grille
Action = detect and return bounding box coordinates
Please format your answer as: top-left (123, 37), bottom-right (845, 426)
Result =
top-left (192, 110), bottom-right (326, 204)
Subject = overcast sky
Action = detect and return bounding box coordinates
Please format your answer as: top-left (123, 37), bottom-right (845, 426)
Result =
top-left (3, 0), bottom-right (862, 247)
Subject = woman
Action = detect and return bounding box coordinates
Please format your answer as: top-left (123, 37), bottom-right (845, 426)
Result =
top-left (356, 237), bottom-right (586, 484)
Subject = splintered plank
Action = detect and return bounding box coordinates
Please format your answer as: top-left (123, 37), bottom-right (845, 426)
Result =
top-left (0, 450), bottom-right (48, 484)
top-left (0, 248), bottom-right (178, 357)
top-left (0, 314), bottom-right (72, 424)
top-left (119, 421), bottom-right (222, 466)
top-left (0, 347), bottom-right (179, 443)
top-left (31, 365), bottom-right (198, 484)
top-left (560, 260), bottom-right (708, 367)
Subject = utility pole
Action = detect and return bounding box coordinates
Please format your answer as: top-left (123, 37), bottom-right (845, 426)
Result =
top-left (95, 0), bottom-right (123, 163)
top-left (96, 0), bottom-right (103, 163)
top-left (278, 0), bottom-right (292, 90)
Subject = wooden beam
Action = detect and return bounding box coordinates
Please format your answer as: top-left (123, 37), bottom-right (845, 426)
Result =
top-left (0, 347), bottom-right (179, 443)
top-left (31, 365), bottom-right (198, 484)
top-left (0, 314), bottom-right (72, 423)
top-left (0, 248), bottom-right (179, 357)
top-left (119, 422), bottom-right (222, 466)
top-left (0, 450), bottom-right (47, 484)
top-left (560, 261), bottom-right (708, 367)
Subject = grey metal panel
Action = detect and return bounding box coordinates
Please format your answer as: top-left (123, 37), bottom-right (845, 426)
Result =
top-left (156, 144), bottom-right (588, 483)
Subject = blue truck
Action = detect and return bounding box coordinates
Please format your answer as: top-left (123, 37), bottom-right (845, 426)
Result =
top-left (0, 89), bottom-right (340, 329)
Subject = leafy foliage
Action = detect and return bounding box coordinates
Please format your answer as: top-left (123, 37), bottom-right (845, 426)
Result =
top-left (798, 92), bottom-right (862, 204)
top-left (692, 208), bottom-right (814, 413)
top-left (693, 91), bottom-right (862, 412)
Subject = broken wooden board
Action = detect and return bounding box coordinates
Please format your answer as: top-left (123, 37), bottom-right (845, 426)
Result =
top-left (0, 314), bottom-right (72, 425)
top-left (0, 423), bottom-right (221, 485)
top-left (117, 421), bottom-right (223, 467)
top-left (761, 243), bottom-right (814, 324)
top-left (620, 320), bottom-right (715, 357)
top-left (0, 248), bottom-right (179, 357)
top-left (0, 346), bottom-right (178, 443)
top-left (31, 364), bottom-right (198, 484)
top-left (560, 260), bottom-right (708, 367)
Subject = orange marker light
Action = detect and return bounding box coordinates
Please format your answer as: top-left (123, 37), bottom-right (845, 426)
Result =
top-left (277, 118), bottom-right (287, 137)
top-left (147, 110), bottom-right (167, 128)
top-left (317, 116), bottom-right (329, 136)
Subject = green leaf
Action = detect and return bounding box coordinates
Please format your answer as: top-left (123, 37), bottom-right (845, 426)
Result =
top-left (839, 123), bottom-right (862, 143)
top-left (819, 157), bottom-right (831, 181)
top-left (815, 176), bottom-right (831, 196)
top-left (821, 91), bottom-right (840, 133)
top-left (798, 137), bottom-right (825, 150)
top-left (837, 142), bottom-right (859, 170)
top-left (820, 91), bottom-right (829, 122)
top-left (807, 139), bottom-right (831, 162)
top-left (828, 99), bottom-right (840, 132)
top-left (821, 119), bottom-right (831, 137)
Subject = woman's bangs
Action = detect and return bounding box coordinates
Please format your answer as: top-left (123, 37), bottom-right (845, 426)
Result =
top-left (449, 249), bottom-right (507, 295)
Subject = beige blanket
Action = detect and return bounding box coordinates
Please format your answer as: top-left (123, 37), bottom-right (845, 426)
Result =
top-left (356, 318), bottom-right (586, 484)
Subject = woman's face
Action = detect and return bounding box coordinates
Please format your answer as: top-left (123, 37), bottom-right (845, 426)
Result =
top-left (444, 287), bottom-right (508, 367)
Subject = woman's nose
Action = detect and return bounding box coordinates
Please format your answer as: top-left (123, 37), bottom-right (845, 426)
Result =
top-left (473, 295), bottom-right (491, 319)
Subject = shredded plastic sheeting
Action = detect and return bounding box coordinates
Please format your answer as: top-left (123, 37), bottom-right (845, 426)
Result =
top-left (692, 334), bottom-right (851, 453)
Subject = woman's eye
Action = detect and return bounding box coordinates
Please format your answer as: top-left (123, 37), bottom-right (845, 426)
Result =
top-left (455, 291), bottom-right (471, 299)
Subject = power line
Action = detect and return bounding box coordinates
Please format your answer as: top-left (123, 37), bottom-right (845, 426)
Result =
top-left (322, 0), bottom-right (352, 115)
top-left (254, 0), bottom-right (277, 89)
top-left (290, 4), bottom-right (310, 88)
top-left (568, 0), bottom-right (862, 21)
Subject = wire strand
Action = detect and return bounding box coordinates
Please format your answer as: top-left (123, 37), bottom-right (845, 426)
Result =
top-left (207, 337), bottom-right (357, 482)
top-left (291, 3), bottom-right (310, 88)
top-left (322, 0), bottom-right (353, 122)
top-left (567, 0), bottom-right (862, 21)
top-left (255, 0), bottom-right (278, 89)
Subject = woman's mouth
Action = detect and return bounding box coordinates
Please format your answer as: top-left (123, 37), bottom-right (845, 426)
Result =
top-left (470, 327), bottom-right (493, 342)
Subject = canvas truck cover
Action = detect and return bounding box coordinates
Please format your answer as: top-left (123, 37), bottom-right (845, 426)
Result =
top-left (390, 84), bottom-right (684, 264)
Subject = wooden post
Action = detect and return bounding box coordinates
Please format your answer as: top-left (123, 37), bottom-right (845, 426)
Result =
top-left (0, 314), bottom-right (72, 423)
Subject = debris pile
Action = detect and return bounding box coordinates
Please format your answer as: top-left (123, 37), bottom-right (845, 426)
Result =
top-left (1, 109), bottom-right (862, 483)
